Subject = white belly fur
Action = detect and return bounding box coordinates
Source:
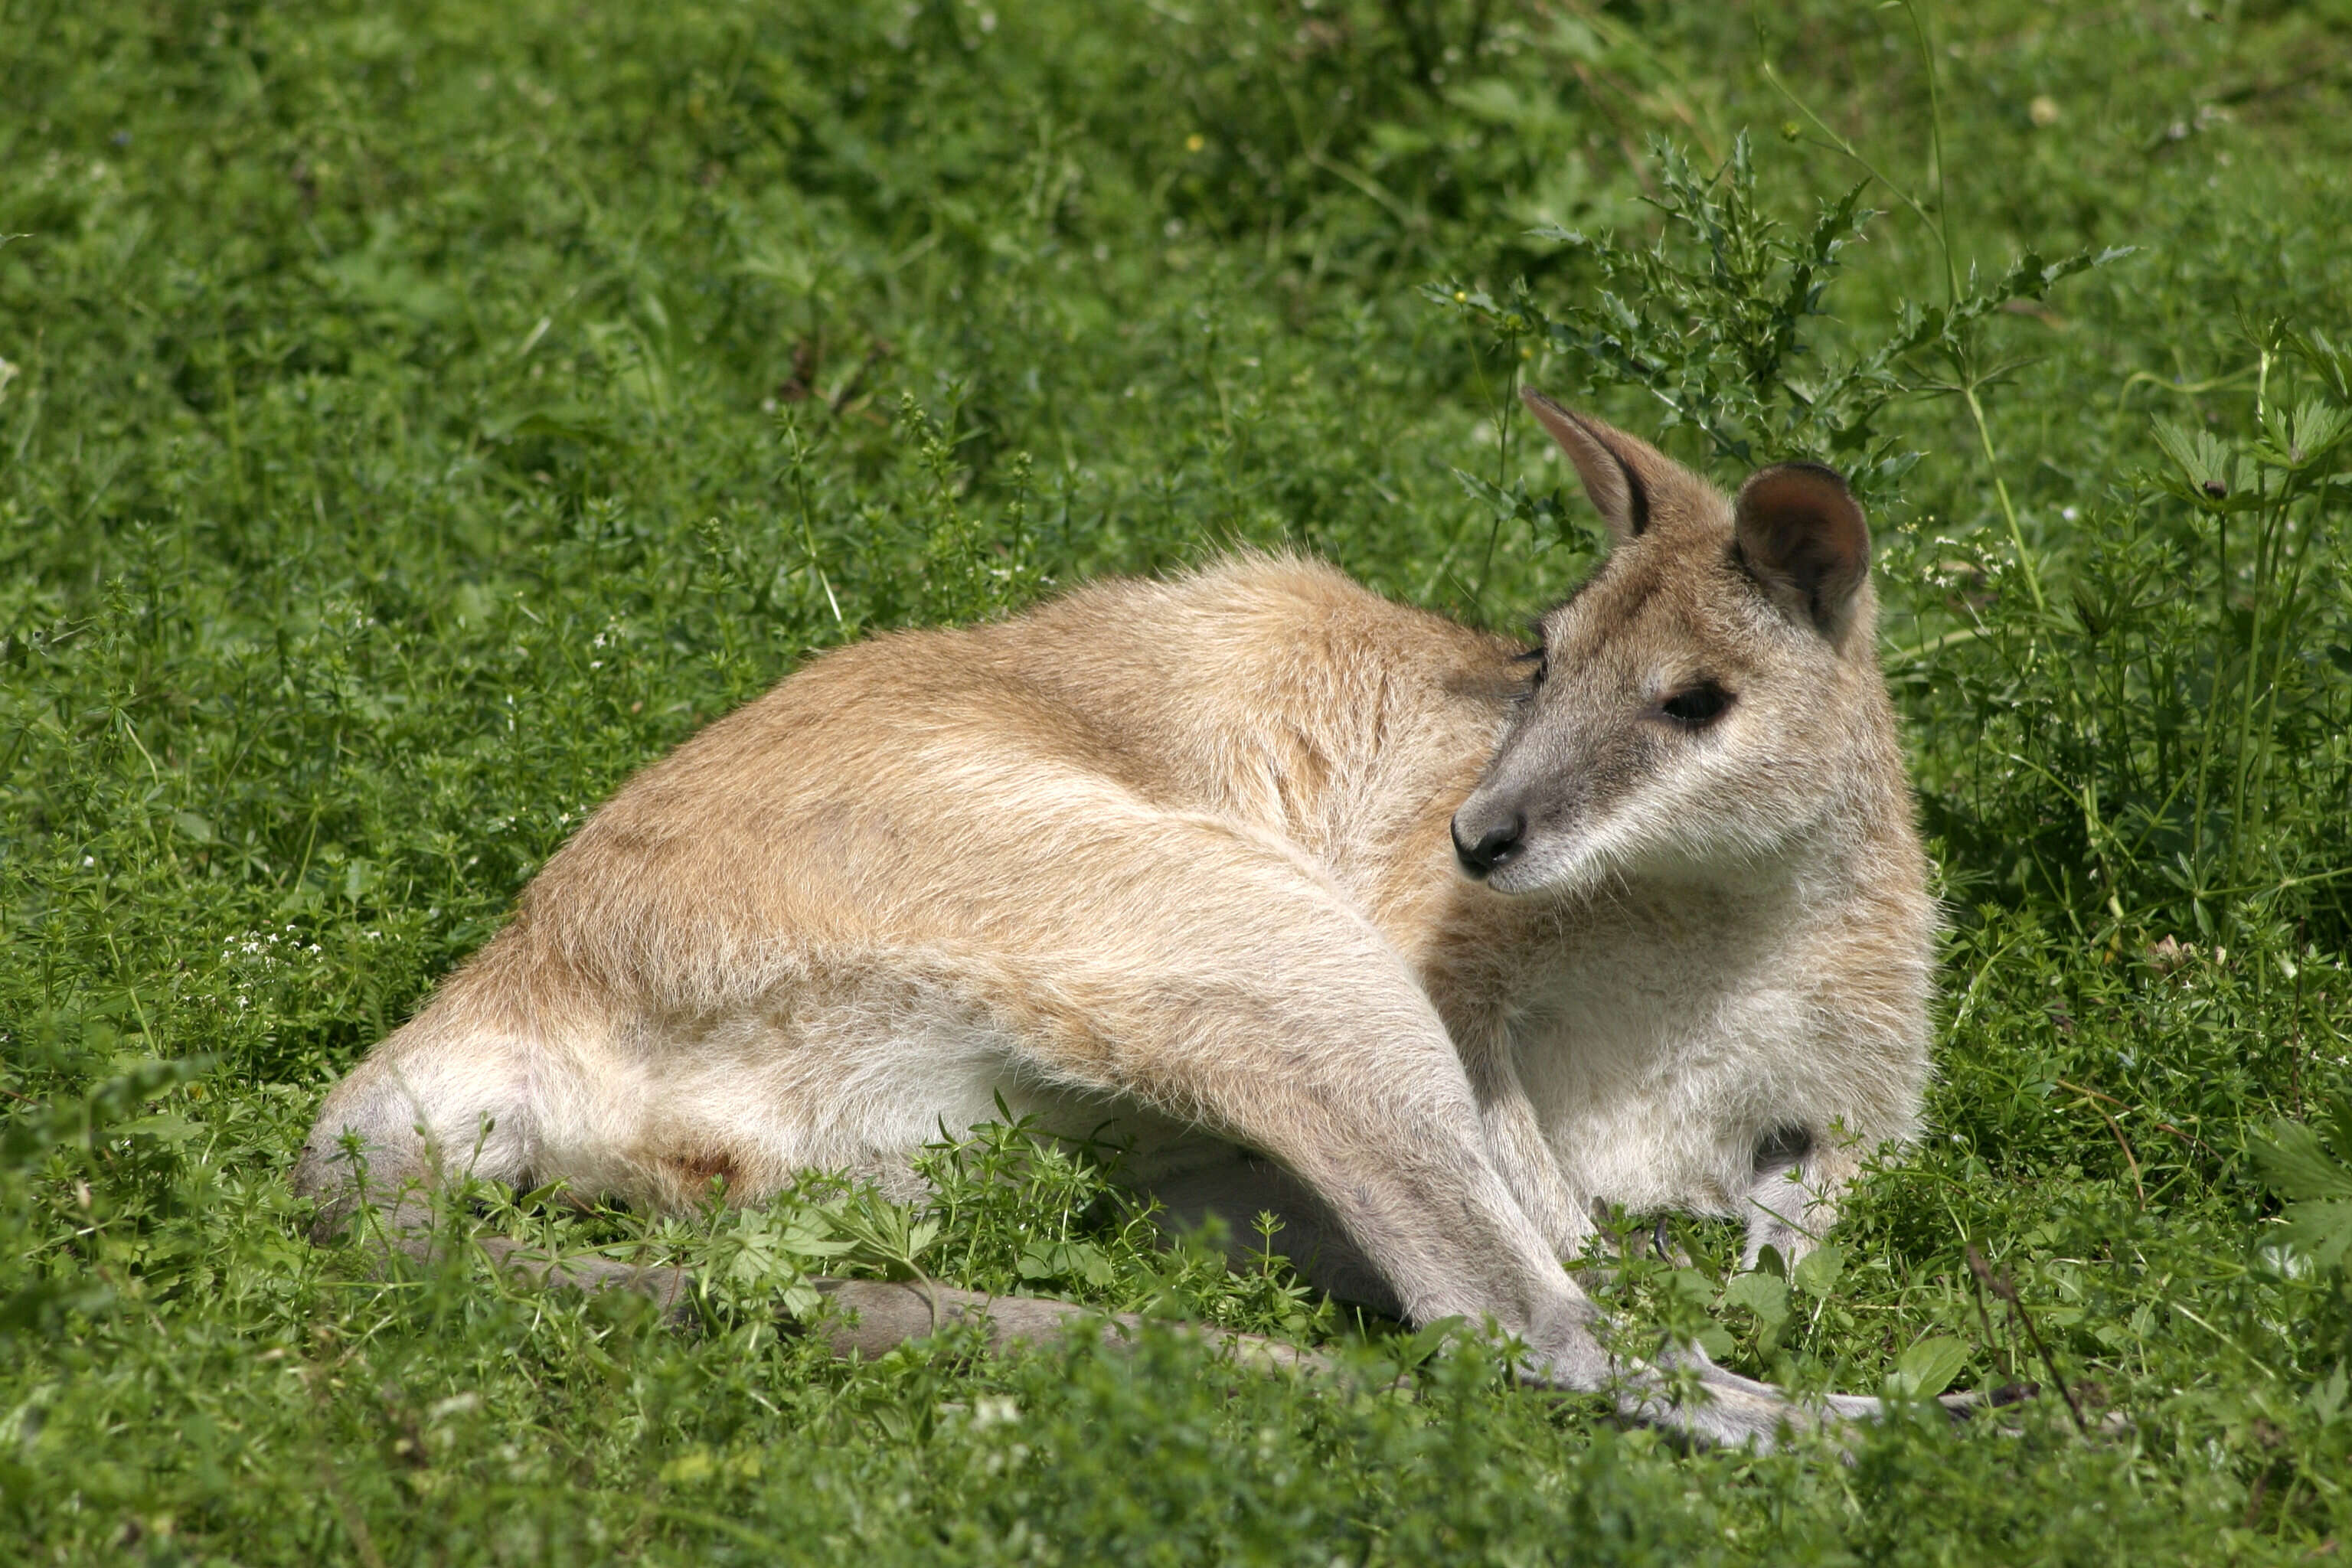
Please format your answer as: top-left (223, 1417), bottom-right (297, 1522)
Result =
top-left (1517, 931), bottom-right (1823, 1220)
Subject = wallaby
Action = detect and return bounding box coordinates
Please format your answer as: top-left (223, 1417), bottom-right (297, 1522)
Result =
top-left (295, 392), bottom-right (1939, 1447)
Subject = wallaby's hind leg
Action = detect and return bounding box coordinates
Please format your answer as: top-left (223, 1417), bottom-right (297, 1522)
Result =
top-left (293, 998), bottom-right (1332, 1377)
top-left (297, 1083), bottom-right (1328, 1379)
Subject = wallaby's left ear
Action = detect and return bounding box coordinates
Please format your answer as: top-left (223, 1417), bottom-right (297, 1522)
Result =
top-left (1521, 390), bottom-right (1661, 543)
top-left (1733, 462), bottom-right (1870, 639)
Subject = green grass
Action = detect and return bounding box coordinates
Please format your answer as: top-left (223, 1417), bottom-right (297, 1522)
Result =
top-left (5, 0), bottom-right (2352, 1560)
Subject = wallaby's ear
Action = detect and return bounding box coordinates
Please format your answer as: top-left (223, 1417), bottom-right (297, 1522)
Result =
top-left (1733, 462), bottom-right (1870, 638)
top-left (1521, 390), bottom-right (1664, 542)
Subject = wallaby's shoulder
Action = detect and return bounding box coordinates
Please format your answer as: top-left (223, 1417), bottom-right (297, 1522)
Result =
top-left (1014, 550), bottom-right (1516, 680)
top-left (841, 550), bottom-right (1524, 753)
top-left (718, 551), bottom-right (1505, 716)
top-left (995, 553), bottom-right (1524, 817)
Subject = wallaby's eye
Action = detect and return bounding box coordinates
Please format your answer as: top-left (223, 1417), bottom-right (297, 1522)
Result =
top-left (1514, 646), bottom-right (1548, 688)
top-left (1660, 682), bottom-right (1731, 727)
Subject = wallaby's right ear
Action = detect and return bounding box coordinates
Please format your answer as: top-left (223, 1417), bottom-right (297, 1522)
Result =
top-left (1733, 462), bottom-right (1870, 639)
top-left (1521, 390), bottom-right (1664, 542)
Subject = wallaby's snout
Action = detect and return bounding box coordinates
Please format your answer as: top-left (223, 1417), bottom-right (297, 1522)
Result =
top-left (1450, 802), bottom-right (1526, 877)
top-left (1451, 653), bottom-right (1646, 896)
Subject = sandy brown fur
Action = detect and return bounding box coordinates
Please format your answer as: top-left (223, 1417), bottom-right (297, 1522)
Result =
top-left (297, 400), bottom-right (1939, 1447)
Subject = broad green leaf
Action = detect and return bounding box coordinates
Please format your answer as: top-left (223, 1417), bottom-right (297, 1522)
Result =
top-left (1792, 1241), bottom-right (1845, 1300)
top-left (2281, 1200), bottom-right (2352, 1269)
top-left (1889, 1337), bottom-right (1970, 1400)
top-left (1723, 1272), bottom-right (1790, 1327)
top-left (659, 1449), bottom-right (717, 1485)
top-left (1665, 1267), bottom-right (1714, 1306)
top-left (113, 1113), bottom-right (201, 1145)
top-left (2256, 397), bottom-right (2350, 470)
top-left (1451, 466), bottom-right (1521, 522)
top-left (1388, 1316), bottom-right (1472, 1374)
top-left (2309, 1364), bottom-right (2348, 1426)
top-left (2252, 1119), bottom-right (2352, 1201)
top-left (2151, 418), bottom-right (2235, 501)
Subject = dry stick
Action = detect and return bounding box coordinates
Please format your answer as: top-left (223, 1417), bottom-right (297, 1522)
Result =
top-left (1961, 1248), bottom-right (2012, 1386)
top-left (2056, 1086), bottom-right (2146, 1206)
top-left (2056, 1077), bottom-right (2203, 1172)
top-left (347, 1207), bottom-right (1999, 1429)
top-left (1967, 1245), bottom-right (2090, 1438)
top-left (335, 1194), bottom-right (1331, 1380)
top-left (802, 1276), bottom-right (1331, 1376)
top-left (2052, 1080), bottom-right (2196, 1145)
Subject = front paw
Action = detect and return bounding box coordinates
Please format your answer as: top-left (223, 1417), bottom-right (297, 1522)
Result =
top-left (1738, 1223), bottom-right (1818, 1274)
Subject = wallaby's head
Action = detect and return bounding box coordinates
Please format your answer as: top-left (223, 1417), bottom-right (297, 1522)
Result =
top-left (1452, 391), bottom-right (1895, 897)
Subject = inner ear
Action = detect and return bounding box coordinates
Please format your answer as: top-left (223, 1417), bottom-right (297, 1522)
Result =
top-left (1733, 462), bottom-right (1870, 636)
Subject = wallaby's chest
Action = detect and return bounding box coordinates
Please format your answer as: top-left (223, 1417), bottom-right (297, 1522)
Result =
top-left (1501, 897), bottom-right (1817, 1216)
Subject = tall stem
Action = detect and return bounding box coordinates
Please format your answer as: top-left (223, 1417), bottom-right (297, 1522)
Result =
top-left (1902, 0), bottom-right (1963, 313)
top-left (1903, 0), bottom-right (2047, 617)
top-left (2226, 351), bottom-right (2284, 901)
top-left (1962, 383), bottom-right (2047, 616)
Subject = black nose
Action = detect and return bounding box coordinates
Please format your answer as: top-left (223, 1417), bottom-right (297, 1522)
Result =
top-left (1452, 809), bottom-right (1526, 876)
